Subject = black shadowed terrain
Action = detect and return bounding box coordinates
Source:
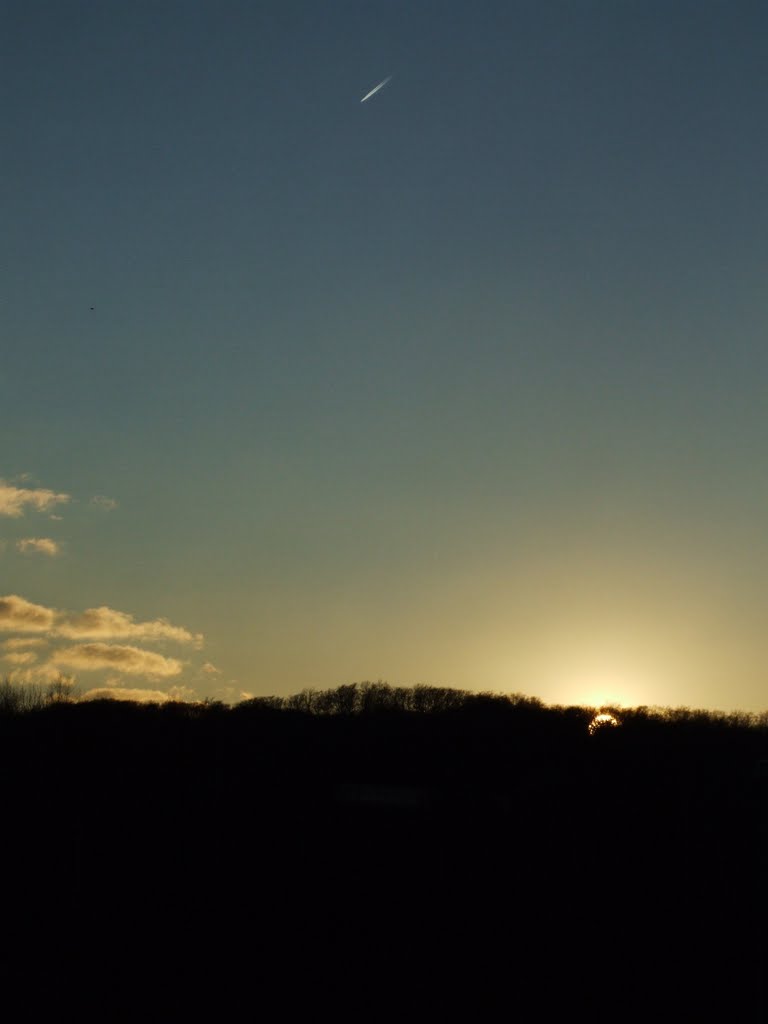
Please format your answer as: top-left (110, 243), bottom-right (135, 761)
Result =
top-left (0, 681), bottom-right (765, 1020)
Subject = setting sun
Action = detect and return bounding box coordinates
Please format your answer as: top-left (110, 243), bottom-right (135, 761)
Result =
top-left (588, 711), bottom-right (621, 735)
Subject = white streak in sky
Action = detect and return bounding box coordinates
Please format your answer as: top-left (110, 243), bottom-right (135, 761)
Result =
top-left (360, 76), bottom-right (392, 103)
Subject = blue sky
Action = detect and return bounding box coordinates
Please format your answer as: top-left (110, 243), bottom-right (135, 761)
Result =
top-left (3, 1), bottom-right (768, 708)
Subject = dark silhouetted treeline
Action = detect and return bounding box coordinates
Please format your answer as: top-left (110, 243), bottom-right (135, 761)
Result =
top-left (1, 678), bottom-right (766, 1019)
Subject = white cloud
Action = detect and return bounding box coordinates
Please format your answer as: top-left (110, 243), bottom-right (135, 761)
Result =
top-left (0, 480), bottom-right (70, 518)
top-left (57, 606), bottom-right (202, 646)
top-left (91, 495), bottom-right (118, 511)
top-left (50, 642), bottom-right (183, 678)
top-left (0, 595), bottom-right (57, 632)
top-left (201, 662), bottom-right (221, 675)
top-left (16, 538), bottom-right (61, 557)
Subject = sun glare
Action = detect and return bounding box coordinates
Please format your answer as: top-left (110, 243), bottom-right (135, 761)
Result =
top-left (550, 663), bottom-right (654, 711)
top-left (588, 712), bottom-right (621, 736)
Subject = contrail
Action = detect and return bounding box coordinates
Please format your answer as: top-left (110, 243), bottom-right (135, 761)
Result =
top-left (360, 76), bottom-right (392, 103)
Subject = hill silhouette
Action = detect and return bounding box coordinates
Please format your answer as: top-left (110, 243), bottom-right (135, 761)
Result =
top-left (0, 679), bottom-right (764, 1019)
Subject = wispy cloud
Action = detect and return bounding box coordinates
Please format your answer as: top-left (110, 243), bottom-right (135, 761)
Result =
top-left (0, 595), bottom-right (57, 632)
top-left (2, 651), bottom-right (38, 665)
top-left (2, 637), bottom-right (44, 664)
top-left (6, 663), bottom-right (63, 685)
top-left (91, 495), bottom-right (118, 511)
top-left (0, 480), bottom-right (70, 518)
top-left (214, 684), bottom-right (254, 704)
top-left (0, 594), bottom-right (202, 646)
top-left (16, 538), bottom-right (61, 557)
top-left (1, 594), bottom-right (204, 683)
top-left (81, 686), bottom-right (179, 703)
top-left (57, 606), bottom-right (202, 646)
top-left (51, 643), bottom-right (183, 678)
top-left (201, 662), bottom-right (221, 675)
top-left (3, 637), bottom-right (47, 650)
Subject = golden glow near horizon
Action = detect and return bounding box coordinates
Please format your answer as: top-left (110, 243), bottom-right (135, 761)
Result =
top-left (485, 632), bottom-right (674, 711)
top-left (553, 667), bottom-right (652, 712)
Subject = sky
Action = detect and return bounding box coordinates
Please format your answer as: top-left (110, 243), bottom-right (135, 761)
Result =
top-left (3, 0), bottom-right (768, 710)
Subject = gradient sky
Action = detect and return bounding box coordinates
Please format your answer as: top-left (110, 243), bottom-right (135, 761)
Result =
top-left (3, 0), bottom-right (768, 709)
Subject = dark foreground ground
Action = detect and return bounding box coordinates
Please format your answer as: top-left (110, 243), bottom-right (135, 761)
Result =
top-left (1, 687), bottom-right (766, 1020)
